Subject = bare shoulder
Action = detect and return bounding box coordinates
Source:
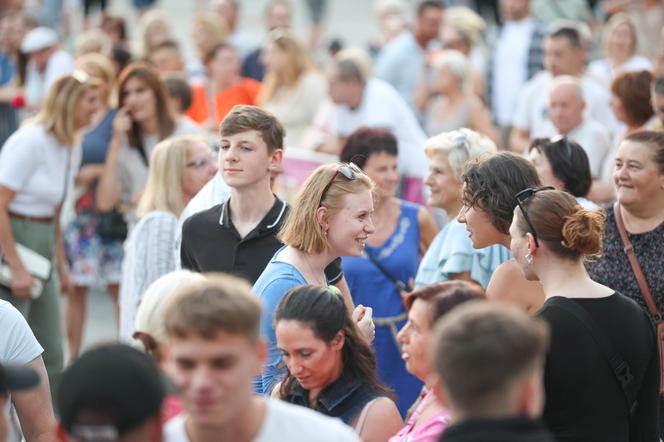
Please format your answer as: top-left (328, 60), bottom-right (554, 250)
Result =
top-left (358, 397), bottom-right (404, 442)
top-left (486, 261), bottom-right (545, 313)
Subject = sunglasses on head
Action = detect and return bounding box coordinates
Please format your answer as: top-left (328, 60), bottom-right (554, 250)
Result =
top-left (319, 163), bottom-right (362, 207)
top-left (514, 186), bottom-right (555, 248)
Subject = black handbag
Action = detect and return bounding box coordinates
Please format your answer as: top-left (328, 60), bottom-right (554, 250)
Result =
top-left (97, 206), bottom-right (128, 241)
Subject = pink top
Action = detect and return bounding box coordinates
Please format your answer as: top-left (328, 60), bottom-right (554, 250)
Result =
top-left (388, 390), bottom-right (451, 442)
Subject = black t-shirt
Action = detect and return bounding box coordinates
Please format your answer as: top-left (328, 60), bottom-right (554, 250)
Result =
top-left (538, 294), bottom-right (659, 442)
top-left (180, 196), bottom-right (342, 285)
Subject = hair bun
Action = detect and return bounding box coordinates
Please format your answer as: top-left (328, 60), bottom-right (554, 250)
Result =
top-left (561, 207), bottom-right (606, 257)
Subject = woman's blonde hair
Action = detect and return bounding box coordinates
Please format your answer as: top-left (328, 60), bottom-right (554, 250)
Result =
top-left (432, 49), bottom-right (471, 93)
top-left (193, 13), bottom-right (228, 59)
top-left (603, 13), bottom-right (637, 59)
top-left (424, 128), bottom-right (497, 181)
top-left (138, 9), bottom-right (173, 56)
top-left (279, 163), bottom-right (374, 254)
top-left (32, 71), bottom-right (100, 147)
top-left (137, 135), bottom-right (208, 218)
top-left (75, 28), bottom-right (112, 57)
top-left (443, 6), bottom-right (486, 48)
top-left (258, 30), bottom-right (315, 104)
top-left (133, 270), bottom-right (206, 353)
top-left (76, 53), bottom-right (116, 107)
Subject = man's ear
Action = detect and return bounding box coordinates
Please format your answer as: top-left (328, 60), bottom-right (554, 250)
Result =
top-left (269, 148), bottom-right (283, 172)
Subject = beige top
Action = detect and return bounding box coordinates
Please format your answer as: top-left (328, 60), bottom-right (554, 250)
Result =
top-left (262, 72), bottom-right (327, 149)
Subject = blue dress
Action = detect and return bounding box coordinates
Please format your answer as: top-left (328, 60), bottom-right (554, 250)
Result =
top-left (342, 200), bottom-right (422, 417)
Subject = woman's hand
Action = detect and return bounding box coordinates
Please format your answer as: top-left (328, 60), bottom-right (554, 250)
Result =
top-left (112, 106), bottom-right (132, 135)
top-left (10, 264), bottom-right (35, 299)
top-left (353, 304), bottom-right (375, 342)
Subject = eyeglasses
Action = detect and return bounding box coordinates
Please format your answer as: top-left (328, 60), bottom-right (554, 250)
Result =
top-left (186, 154), bottom-right (216, 169)
top-left (319, 163), bottom-right (362, 207)
top-left (514, 186), bottom-right (555, 248)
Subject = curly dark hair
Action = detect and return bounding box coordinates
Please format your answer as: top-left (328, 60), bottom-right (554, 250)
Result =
top-left (461, 152), bottom-right (541, 234)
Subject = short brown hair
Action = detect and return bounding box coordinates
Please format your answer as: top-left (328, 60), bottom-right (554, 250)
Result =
top-left (404, 281), bottom-right (484, 327)
top-left (461, 152), bottom-right (541, 234)
top-left (434, 302), bottom-right (550, 416)
top-left (624, 130), bottom-right (664, 173)
top-left (611, 70), bottom-right (654, 127)
top-left (164, 273), bottom-right (261, 342)
top-left (278, 163), bottom-right (374, 254)
top-left (220, 105), bottom-right (285, 154)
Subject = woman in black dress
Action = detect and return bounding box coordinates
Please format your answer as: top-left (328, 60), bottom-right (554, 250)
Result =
top-left (509, 188), bottom-right (658, 441)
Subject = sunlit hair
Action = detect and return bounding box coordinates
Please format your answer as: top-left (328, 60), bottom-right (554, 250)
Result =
top-left (75, 28), bottom-right (112, 57)
top-left (164, 273), bottom-right (262, 343)
top-left (258, 30), bottom-right (315, 104)
top-left (138, 9), bottom-right (173, 56)
top-left (432, 50), bottom-right (471, 93)
top-left (514, 189), bottom-right (606, 261)
top-left (278, 163), bottom-right (374, 254)
top-left (31, 72), bottom-right (100, 147)
top-left (117, 62), bottom-right (175, 149)
top-left (76, 53), bottom-right (116, 107)
top-left (443, 6), bottom-right (486, 48)
top-left (133, 270), bottom-right (206, 360)
top-left (193, 12), bottom-right (228, 59)
top-left (137, 135), bottom-right (208, 218)
top-left (275, 285), bottom-right (390, 398)
top-left (424, 128), bottom-right (496, 181)
top-left (602, 13), bottom-right (638, 59)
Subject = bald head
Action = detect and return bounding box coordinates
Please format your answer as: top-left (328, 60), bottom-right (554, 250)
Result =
top-left (548, 75), bottom-right (585, 133)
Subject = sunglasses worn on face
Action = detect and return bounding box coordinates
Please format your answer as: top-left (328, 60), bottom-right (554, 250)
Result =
top-left (514, 186), bottom-right (555, 248)
top-left (319, 163), bottom-right (362, 207)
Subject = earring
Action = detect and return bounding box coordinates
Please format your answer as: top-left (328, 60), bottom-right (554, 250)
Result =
top-left (525, 253), bottom-right (533, 264)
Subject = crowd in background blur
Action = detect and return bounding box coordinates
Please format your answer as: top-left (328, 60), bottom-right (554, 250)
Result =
top-left (1, 0), bottom-right (664, 441)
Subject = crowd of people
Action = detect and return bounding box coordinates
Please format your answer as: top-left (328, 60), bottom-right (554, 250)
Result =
top-left (1, 0), bottom-right (664, 441)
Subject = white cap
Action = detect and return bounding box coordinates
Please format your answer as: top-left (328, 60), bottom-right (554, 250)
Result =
top-left (21, 27), bottom-right (58, 54)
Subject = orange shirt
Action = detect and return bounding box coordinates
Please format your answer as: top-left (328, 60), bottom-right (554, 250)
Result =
top-left (187, 78), bottom-right (262, 125)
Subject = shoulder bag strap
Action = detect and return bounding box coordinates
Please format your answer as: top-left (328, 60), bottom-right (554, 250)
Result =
top-left (613, 203), bottom-right (659, 320)
top-left (549, 297), bottom-right (638, 415)
top-left (363, 248), bottom-right (410, 293)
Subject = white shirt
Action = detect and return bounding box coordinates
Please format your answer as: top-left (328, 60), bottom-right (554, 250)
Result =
top-left (174, 172), bottom-right (230, 268)
top-left (329, 78), bottom-right (428, 178)
top-left (492, 18), bottom-right (535, 126)
top-left (1, 300), bottom-right (43, 442)
top-left (512, 71), bottom-right (616, 139)
top-left (588, 55), bottom-right (653, 90)
top-left (0, 123), bottom-right (81, 217)
top-left (539, 118), bottom-right (611, 178)
top-left (164, 399), bottom-right (360, 442)
top-left (24, 50), bottom-right (74, 109)
top-left (119, 211), bottom-right (178, 340)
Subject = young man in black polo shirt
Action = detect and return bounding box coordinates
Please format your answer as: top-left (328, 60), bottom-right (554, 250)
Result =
top-left (180, 105), bottom-right (344, 287)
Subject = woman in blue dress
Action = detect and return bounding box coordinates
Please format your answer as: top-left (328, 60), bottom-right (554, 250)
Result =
top-left (339, 128), bottom-right (438, 416)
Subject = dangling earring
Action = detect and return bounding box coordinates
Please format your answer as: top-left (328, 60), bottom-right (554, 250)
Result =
top-left (525, 253), bottom-right (533, 264)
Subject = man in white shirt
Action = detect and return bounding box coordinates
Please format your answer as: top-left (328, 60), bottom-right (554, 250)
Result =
top-left (0, 300), bottom-right (55, 442)
top-left (162, 274), bottom-right (360, 442)
top-left (539, 76), bottom-right (610, 178)
top-left (489, 0), bottom-right (547, 141)
top-left (510, 23), bottom-right (614, 153)
top-left (20, 27), bottom-right (74, 111)
top-left (314, 50), bottom-right (428, 178)
top-left (375, 0), bottom-right (443, 110)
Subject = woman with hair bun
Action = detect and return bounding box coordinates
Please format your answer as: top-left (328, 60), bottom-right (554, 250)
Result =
top-left (509, 188), bottom-right (658, 441)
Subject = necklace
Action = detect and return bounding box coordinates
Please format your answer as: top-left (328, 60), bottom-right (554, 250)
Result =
top-left (301, 251), bottom-right (327, 287)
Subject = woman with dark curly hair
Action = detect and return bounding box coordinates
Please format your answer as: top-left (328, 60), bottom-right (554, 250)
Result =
top-left (458, 152), bottom-right (545, 312)
top-left (273, 285), bottom-right (403, 441)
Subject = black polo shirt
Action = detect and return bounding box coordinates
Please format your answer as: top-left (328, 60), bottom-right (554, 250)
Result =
top-left (180, 196), bottom-right (342, 285)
